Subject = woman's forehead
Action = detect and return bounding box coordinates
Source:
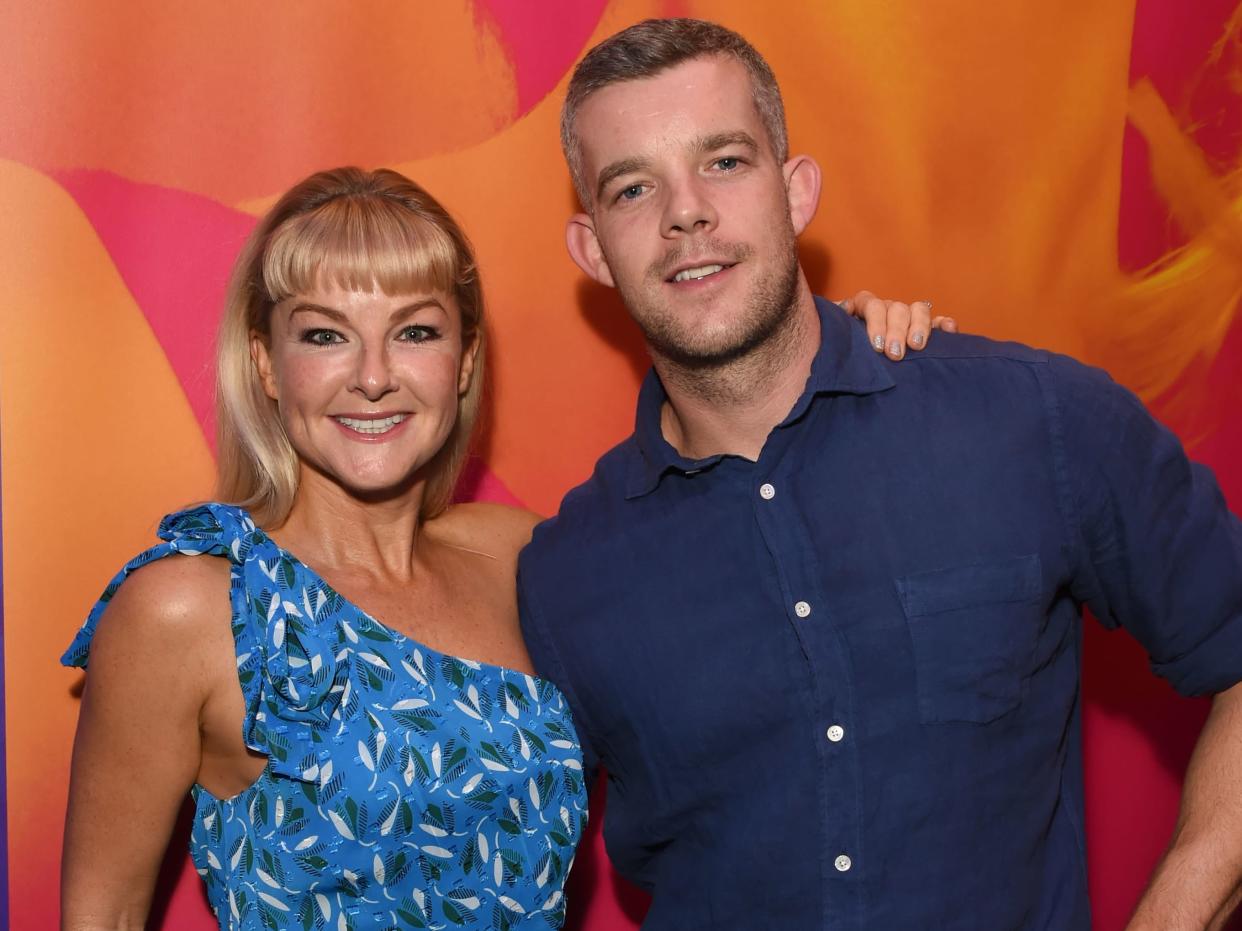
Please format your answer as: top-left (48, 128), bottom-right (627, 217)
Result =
top-left (276, 283), bottom-right (459, 320)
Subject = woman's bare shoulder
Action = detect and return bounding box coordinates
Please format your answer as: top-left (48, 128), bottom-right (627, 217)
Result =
top-left (92, 554), bottom-right (232, 650)
top-left (426, 503), bottom-right (545, 563)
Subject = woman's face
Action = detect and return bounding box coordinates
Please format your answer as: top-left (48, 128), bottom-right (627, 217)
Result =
top-left (251, 281), bottom-right (476, 501)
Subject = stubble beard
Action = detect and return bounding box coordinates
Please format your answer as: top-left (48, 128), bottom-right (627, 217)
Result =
top-left (610, 227), bottom-right (802, 380)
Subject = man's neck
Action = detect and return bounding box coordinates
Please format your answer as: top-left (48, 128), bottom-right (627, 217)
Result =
top-left (655, 288), bottom-right (821, 462)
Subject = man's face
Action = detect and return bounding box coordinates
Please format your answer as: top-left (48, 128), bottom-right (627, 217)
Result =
top-left (569, 55), bottom-right (807, 368)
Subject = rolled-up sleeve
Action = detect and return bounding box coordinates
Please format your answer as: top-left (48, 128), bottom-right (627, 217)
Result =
top-left (1047, 353), bottom-right (1242, 696)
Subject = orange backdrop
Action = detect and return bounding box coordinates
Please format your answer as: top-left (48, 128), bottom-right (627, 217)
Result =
top-left (2, 2), bottom-right (1240, 928)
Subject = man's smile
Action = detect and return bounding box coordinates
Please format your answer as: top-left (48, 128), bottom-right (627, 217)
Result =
top-left (662, 256), bottom-right (740, 285)
top-left (671, 263), bottom-right (729, 282)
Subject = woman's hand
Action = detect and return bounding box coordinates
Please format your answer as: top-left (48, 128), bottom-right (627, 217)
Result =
top-left (839, 290), bottom-right (958, 360)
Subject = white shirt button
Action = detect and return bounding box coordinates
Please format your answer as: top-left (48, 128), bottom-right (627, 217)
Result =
top-left (794, 600), bottom-right (812, 618)
top-left (759, 483), bottom-right (776, 500)
top-left (834, 854), bottom-right (852, 872)
top-left (826, 724), bottom-right (845, 743)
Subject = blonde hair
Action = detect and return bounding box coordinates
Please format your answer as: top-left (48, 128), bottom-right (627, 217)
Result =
top-left (215, 166), bottom-right (486, 526)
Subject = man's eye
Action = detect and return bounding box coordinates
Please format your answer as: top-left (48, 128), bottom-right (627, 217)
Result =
top-left (618, 184), bottom-right (645, 201)
top-left (399, 325), bottom-right (439, 342)
top-left (715, 157), bottom-right (740, 170)
top-left (300, 328), bottom-right (343, 346)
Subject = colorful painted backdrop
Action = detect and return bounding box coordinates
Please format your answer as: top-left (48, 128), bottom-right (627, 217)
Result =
top-left (2, 1), bottom-right (1240, 928)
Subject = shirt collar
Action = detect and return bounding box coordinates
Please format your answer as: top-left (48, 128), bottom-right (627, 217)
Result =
top-left (625, 296), bottom-right (895, 499)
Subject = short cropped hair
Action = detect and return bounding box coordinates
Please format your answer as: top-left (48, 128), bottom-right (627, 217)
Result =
top-left (561, 18), bottom-right (789, 207)
top-left (215, 166), bottom-right (486, 525)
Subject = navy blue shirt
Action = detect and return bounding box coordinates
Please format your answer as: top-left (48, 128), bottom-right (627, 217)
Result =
top-left (518, 298), bottom-right (1242, 930)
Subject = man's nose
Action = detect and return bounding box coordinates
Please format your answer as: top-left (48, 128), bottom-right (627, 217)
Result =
top-left (661, 176), bottom-right (718, 237)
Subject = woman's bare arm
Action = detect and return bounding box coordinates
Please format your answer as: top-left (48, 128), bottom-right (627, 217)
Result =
top-left (61, 555), bottom-right (231, 930)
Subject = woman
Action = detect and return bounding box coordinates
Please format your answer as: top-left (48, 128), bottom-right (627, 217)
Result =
top-left (60, 166), bottom-right (943, 929)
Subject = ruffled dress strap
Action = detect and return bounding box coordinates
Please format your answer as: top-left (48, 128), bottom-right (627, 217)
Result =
top-left (62, 502), bottom-right (346, 784)
top-left (61, 503), bottom-right (252, 666)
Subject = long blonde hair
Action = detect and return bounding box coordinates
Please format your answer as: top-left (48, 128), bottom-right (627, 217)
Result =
top-left (215, 167), bottom-right (486, 526)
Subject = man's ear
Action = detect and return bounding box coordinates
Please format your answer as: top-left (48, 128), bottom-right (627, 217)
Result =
top-left (250, 332), bottom-right (279, 401)
top-left (782, 154), bottom-right (822, 236)
top-left (565, 213), bottom-right (616, 288)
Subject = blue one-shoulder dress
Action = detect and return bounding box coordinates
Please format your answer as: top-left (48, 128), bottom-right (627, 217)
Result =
top-left (63, 503), bottom-right (588, 930)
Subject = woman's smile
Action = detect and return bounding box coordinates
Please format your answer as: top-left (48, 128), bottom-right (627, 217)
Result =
top-left (252, 281), bottom-right (476, 498)
top-left (332, 412), bottom-right (411, 439)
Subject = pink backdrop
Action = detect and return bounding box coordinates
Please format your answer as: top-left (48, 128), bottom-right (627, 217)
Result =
top-left (1, 2), bottom-right (1240, 928)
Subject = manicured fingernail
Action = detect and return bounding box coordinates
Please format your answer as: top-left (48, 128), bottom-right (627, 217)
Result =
top-left (911, 332), bottom-right (924, 347)
top-left (873, 334), bottom-right (884, 350)
top-left (889, 340), bottom-right (903, 358)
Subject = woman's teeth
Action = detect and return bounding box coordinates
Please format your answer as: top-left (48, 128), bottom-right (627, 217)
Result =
top-left (336, 414), bottom-right (407, 435)
top-left (673, 264), bottom-right (724, 283)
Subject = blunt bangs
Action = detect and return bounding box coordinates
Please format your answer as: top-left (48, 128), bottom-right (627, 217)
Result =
top-left (217, 167), bottom-right (485, 525)
top-left (260, 193), bottom-right (462, 309)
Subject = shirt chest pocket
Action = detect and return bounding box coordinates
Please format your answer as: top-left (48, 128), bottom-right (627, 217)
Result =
top-left (895, 555), bottom-right (1044, 725)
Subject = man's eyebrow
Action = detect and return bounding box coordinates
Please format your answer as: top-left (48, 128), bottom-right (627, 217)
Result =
top-left (593, 132), bottom-right (764, 202)
top-left (596, 157), bottom-right (649, 202)
top-left (696, 131), bottom-right (760, 155)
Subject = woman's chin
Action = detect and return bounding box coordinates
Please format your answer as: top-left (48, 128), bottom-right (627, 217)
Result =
top-left (300, 460), bottom-right (428, 506)
top-left (347, 473), bottom-right (426, 503)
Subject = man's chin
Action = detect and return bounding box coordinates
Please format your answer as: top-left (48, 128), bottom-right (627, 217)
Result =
top-left (645, 328), bottom-right (764, 370)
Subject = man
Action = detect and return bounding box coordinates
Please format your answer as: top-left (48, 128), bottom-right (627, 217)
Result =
top-left (518, 17), bottom-right (1242, 931)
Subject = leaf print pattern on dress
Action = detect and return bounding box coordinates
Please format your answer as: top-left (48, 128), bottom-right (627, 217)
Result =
top-left (63, 503), bottom-right (587, 930)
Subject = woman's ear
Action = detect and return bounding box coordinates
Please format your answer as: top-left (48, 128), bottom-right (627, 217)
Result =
top-left (458, 332), bottom-right (480, 396)
top-left (250, 332), bottom-right (278, 401)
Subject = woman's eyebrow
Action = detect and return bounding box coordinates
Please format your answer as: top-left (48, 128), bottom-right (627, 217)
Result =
top-left (389, 298), bottom-right (444, 323)
top-left (286, 298), bottom-right (444, 323)
top-left (288, 302), bottom-right (347, 322)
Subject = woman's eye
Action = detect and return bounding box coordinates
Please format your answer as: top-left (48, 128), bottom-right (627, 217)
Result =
top-left (399, 325), bottom-right (439, 342)
top-left (300, 328), bottom-right (343, 346)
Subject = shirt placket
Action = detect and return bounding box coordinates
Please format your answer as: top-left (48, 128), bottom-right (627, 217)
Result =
top-left (751, 425), bottom-right (864, 930)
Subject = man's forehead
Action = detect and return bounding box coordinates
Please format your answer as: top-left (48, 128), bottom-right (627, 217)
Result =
top-left (580, 56), bottom-right (751, 122)
top-left (576, 57), bottom-right (761, 163)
